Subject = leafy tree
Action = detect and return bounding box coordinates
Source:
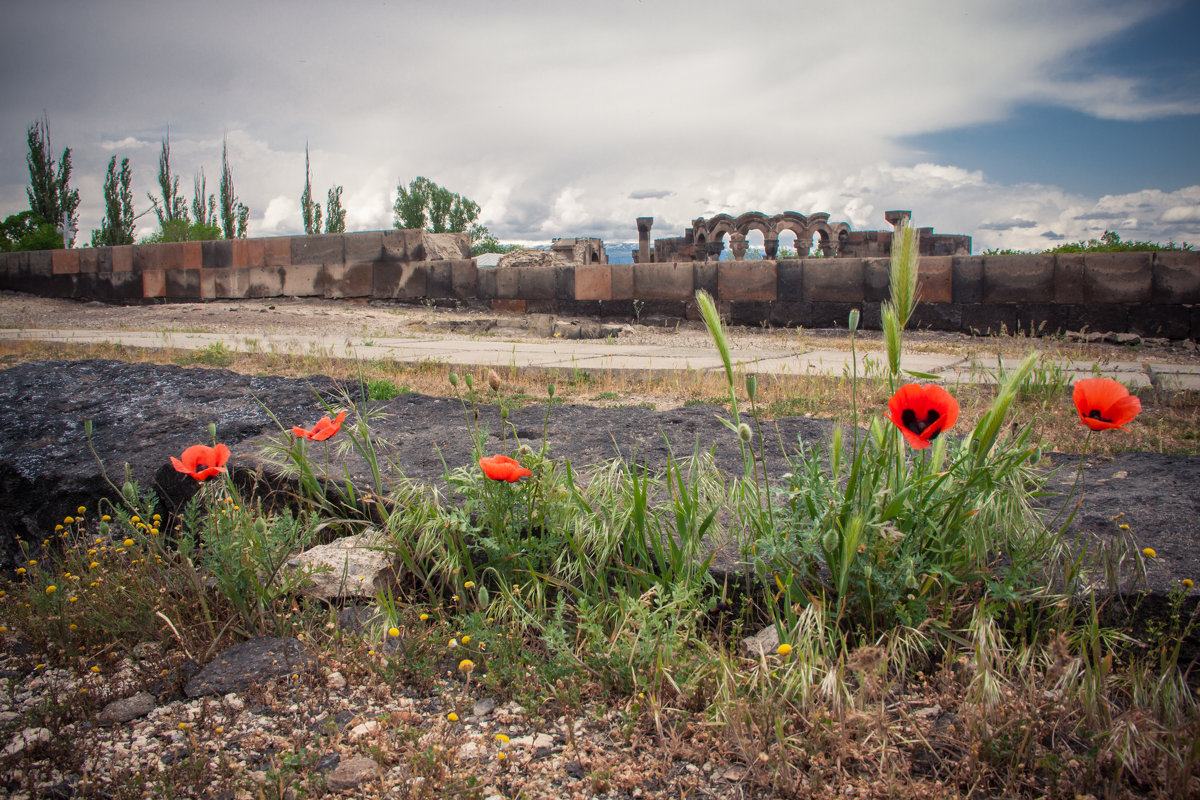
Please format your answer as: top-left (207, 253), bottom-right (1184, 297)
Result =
top-left (324, 186), bottom-right (346, 233)
top-left (219, 136), bottom-right (250, 239)
top-left (139, 219), bottom-right (222, 243)
top-left (1, 211), bottom-right (62, 252)
top-left (394, 176), bottom-right (496, 252)
top-left (192, 168), bottom-right (217, 229)
top-left (25, 114), bottom-right (79, 245)
top-left (90, 156), bottom-right (135, 246)
top-left (149, 130), bottom-right (189, 227)
top-left (300, 143), bottom-right (322, 235)
top-left (982, 230), bottom-right (1194, 256)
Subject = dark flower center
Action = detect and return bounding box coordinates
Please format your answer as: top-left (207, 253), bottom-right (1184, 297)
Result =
top-left (1087, 409), bottom-right (1111, 422)
top-left (901, 408), bottom-right (941, 437)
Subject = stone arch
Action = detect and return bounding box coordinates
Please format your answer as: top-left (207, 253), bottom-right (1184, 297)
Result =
top-left (734, 211), bottom-right (770, 239)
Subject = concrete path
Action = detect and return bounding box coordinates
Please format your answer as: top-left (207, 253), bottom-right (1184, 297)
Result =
top-left (3, 327), bottom-right (1199, 390)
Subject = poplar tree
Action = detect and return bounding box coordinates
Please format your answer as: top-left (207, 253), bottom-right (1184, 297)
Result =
top-left (25, 114), bottom-right (79, 245)
top-left (325, 186), bottom-right (346, 233)
top-left (300, 143), bottom-right (322, 235)
top-left (149, 130), bottom-right (188, 226)
top-left (219, 135), bottom-right (250, 238)
top-left (91, 156), bottom-right (135, 246)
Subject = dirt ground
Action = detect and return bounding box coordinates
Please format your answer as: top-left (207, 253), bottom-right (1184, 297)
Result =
top-left (4, 292), bottom-right (1199, 366)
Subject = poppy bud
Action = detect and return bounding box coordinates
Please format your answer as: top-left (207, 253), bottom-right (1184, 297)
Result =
top-left (745, 374), bottom-right (757, 401)
top-left (738, 423), bottom-right (753, 442)
top-left (547, 383), bottom-right (555, 398)
top-left (207, 422), bottom-right (217, 441)
top-left (465, 374), bottom-right (474, 389)
top-left (255, 518), bottom-right (268, 534)
top-left (848, 308), bottom-right (860, 332)
top-left (822, 530), bottom-right (838, 552)
top-left (449, 373), bottom-right (459, 387)
top-left (477, 585), bottom-right (490, 607)
top-left (487, 369), bottom-right (502, 392)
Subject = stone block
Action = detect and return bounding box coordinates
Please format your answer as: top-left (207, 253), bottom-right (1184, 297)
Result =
top-left (292, 233), bottom-right (344, 265)
top-left (638, 300), bottom-right (687, 320)
top-left (1192, 307), bottom-right (1200, 340)
top-left (95, 247), bottom-right (113, 273)
top-left (381, 229), bottom-right (421, 262)
top-left (77, 248), bottom-right (99, 274)
top-left (494, 266), bottom-right (519, 299)
top-left (1053, 254), bottom-right (1086, 304)
top-left (492, 299), bottom-right (527, 314)
top-left (611, 264), bottom-right (634, 299)
top-left (165, 269), bottom-right (201, 299)
top-left (909, 303), bottom-right (962, 332)
top-left (1012, 303), bottom-right (1064, 336)
top-left (776, 261), bottom-right (802, 301)
top-left (768, 300), bottom-right (811, 328)
top-left (182, 241), bottom-right (202, 269)
top-left (526, 299), bottom-right (559, 314)
top-left (450, 260), bottom-right (477, 299)
top-left (133, 243), bottom-right (158, 273)
top-left (343, 231), bottom-right (383, 262)
top-left (574, 264), bottom-right (612, 301)
top-left (327, 261), bottom-right (373, 298)
top-left (728, 301), bottom-right (772, 326)
top-left (952, 256), bottom-right (984, 303)
top-left (476, 267), bottom-right (497, 299)
top-left (719, 262), bottom-right (777, 302)
top-left (373, 262), bottom-right (427, 299)
top-left (142, 269), bottom-right (166, 299)
top-left (863, 258), bottom-right (889, 302)
top-left (517, 267), bottom-right (556, 300)
top-left (1084, 252), bottom-right (1152, 304)
top-left (1127, 304), bottom-right (1191, 339)
top-left (1063, 304), bottom-right (1129, 334)
top-left (802, 258), bottom-right (864, 302)
top-left (231, 238), bottom-right (253, 268)
top-left (693, 261), bottom-right (719, 298)
top-left (916, 255), bottom-right (953, 304)
top-left (201, 239), bottom-right (233, 269)
top-left (806, 301), bottom-right (859, 328)
top-left (27, 250), bottom-right (51, 278)
top-left (633, 262), bottom-right (693, 301)
top-left (960, 304), bottom-right (1017, 335)
top-left (107, 271), bottom-right (143, 301)
top-left (428, 261), bottom-right (453, 297)
top-left (263, 237), bottom-right (292, 267)
top-left (282, 264), bottom-right (322, 297)
top-left (1152, 250), bottom-right (1200, 304)
top-left (158, 243), bottom-right (187, 271)
top-left (554, 265), bottom-right (574, 301)
top-left (111, 245), bottom-right (133, 273)
top-left (982, 254), bottom-right (1053, 304)
top-left (52, 249), bottom-right (79, 275)
top-left (208, 268), bottom-right (247, 299)
top-left (246, 267), bottom-right (284, 298)
top-left (599, 299), bottom-right (635, 318)
top-left (422, 232), bottom-right (470, 260)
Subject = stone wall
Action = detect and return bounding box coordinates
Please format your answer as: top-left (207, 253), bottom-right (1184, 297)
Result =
top-left (1, 232), bottom-right (1197, 338)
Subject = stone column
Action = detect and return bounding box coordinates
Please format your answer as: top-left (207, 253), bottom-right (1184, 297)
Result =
top-left (764, 237), bottom-right (779, 259)
top-left (636, 217), bottom-right (654, 264)
top-left (708, 241), bottom-right (725, 262)
top-left (730, 233), bottom-right (749, 261)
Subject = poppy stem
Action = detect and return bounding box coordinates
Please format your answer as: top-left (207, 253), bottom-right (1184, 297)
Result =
top-left (1050, 431), bottom-right (1092, 533)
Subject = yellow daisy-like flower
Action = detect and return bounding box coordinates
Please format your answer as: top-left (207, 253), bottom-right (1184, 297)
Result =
top-left (449, 638), bottom-right (458, 648)
top-left (497, 752), bottom-right (507, 761)
top-left (464, 581), bottom-right (475, 590)
top-left (1119, 524), bottom-right (1130, 530)
top-left (101, 515), bottom-right (111, 522)
top-left (130, 516), bottom-right (140, 524)
top-left (447, 712), bottom-right (459, 722)
top-left (90, 666), bottom-right (100, 673)
top-left (45, 585), bottom-right (56, 595)
top-left (54, 525), bottom-right (63, 532)
top-left (777, 643), bottom-right (793, 657)
top-left (461, 635), bottom-right (471, 645)
top-left (388, 627), bottom-right (400, 638)
top-left (419, 613), bottom-right (429, 621)
top-left (1143, 547), bottom-right (1157, 558)
top-left (1183, 579), bottom-right (1194, 589)
top-left (77, 506), bottom-right (86, 515)
top-left (123, 539), bottom-right (134, 548)
top-left (64, 516), bottom-right (74, 524)
top-left (69, 623), bottom-right (77, 630)
top-left (458, 658), bottom-right (475, 674)
top-left (89, 562), bottom-right (99, 569)
top-left (495, 733), bottom-right (509, 744)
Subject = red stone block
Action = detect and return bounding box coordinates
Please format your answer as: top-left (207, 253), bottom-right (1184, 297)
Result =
top-left (111, 245), bottom-right (133, 273)
top-left (611, 264), bottom-right (633, 299)
top-left (916, 255), bottom-right (952, 304)
top-left (718, 262), bottom-right (776, 302)
top-left (182, 242), bottom-right (202, 269)
top-left (574, 264), bottom-right (612, 301)
top-left (263, 237), bottom-right (291, 267)
top-left (142, 269), bottom-right (166, 298)
top-left (52, 249), bottom-right (80, 275)
top-left (492, 299), bottom-right (527, 313)
top-left (633, 262), bottom-right (693, 300)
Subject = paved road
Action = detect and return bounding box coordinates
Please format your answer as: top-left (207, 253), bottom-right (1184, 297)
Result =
top-left (3, 327), bottom-right (1199, 390)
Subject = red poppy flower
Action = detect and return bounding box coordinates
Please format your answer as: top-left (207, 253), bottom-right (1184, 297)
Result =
top-left (887, 383), bottom-right (960, 450)
top-left (1073, 378), bottom-right (1141, 432)
top-left (292, 410), bottom-right (347, 441)
top-left (170, 443), bottom-right (231, 482)
top-left (479, 454), bottom-right (532, 482)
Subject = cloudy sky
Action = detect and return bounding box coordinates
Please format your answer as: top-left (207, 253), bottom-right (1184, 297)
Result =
top-left (1, 0), bottom-right (1198, 252)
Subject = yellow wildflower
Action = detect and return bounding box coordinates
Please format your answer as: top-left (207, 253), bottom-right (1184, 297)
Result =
top-left (388, 627), bottom-right (400, 638)
top-left (458, 659), bottom-right (475, 674)
top-left (777, 643), bottom-right (793, 656)
top-left (1143, 547), bottom-right (1157, 558)
top-left (1183, 579), bottom-right (1194, 589)
top-left (447, 712), bottom-right (459, 722)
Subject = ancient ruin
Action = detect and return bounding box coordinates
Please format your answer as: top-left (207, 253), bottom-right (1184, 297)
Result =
top-left (634, 210), bottom-right (971, 262)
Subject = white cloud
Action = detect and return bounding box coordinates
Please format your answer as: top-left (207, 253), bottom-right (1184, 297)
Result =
top-left (257, 195), bottom-right (296, 237)
top-left (1163, 205), bottom-right (1200, 223)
